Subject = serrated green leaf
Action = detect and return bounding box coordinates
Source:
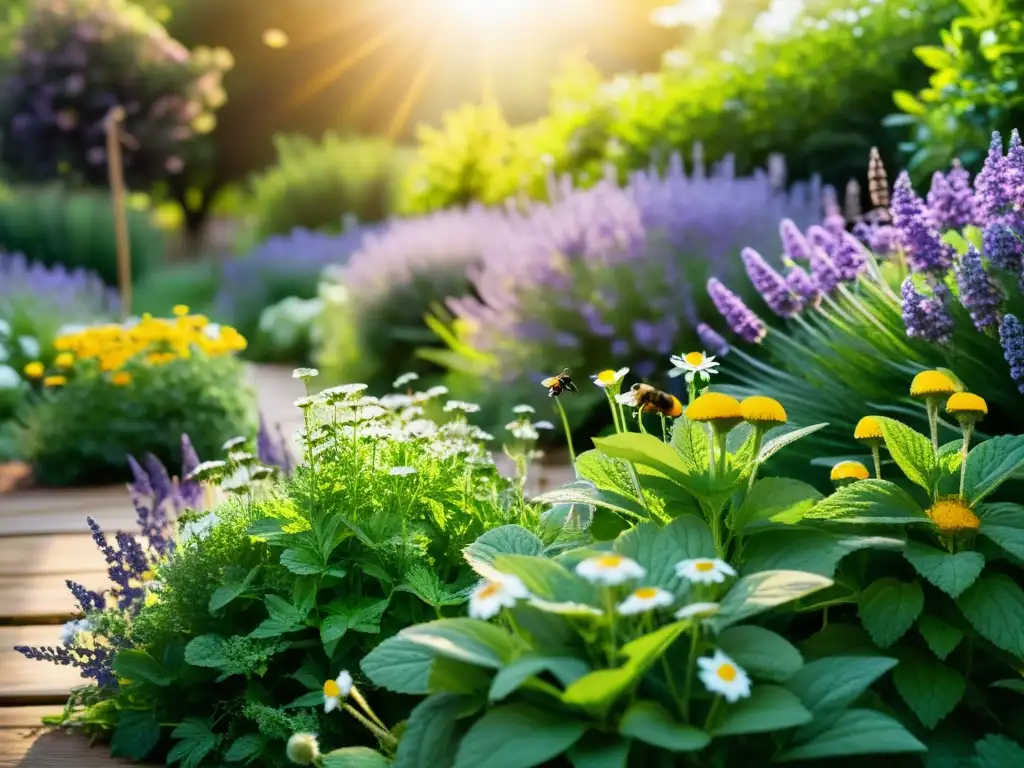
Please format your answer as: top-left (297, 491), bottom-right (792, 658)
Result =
top-left (488, 655), bottom-right (589, 701)
top-left (399, 618), bottom-right (523, 670)
top-left (917, 615), bottom-right (964, 660)
top-left (113, 649), bottom-right (172, 686)
top-left (875, 417), bottom-right (935, 491)
top-left (957, 575), bottom-right (1024, 659)
top-left (224, 734), bottom-right (265, 763)
top-left (592, 432), bottom-right (693, 489)
top-left (280, 547), bottom-right (323, 576)
top-left (979, 502), bottom-right (1024, 561)
top-left (574, 449), bottom-right (636, 496)
top-left (806, 479), bottom-right (930, 525)
top-left (903, 540), bottom-right (985, 598)
top-left (618, 700), bottom-right (710, 752)
top-left (209, 566), bottom-right (259, 614)
top-left (741, 529), bottom-right (903, 577)
top-left (776, 709), bottom-right (926, 761)
top-left (670, 416), bottom-right (710, 473)
top-left (567, 736), bottom-right (631, 768)
top-left (858, 578), bottom-right (924, 648)
top-left (712, 570), bottom-right (832, 630)
top-left (394, 693), bottom-right (465, 768)
top-left (964, 435), bottom-right (1024, 505)
top-left (717, 625), bottom-right (803, 682)
top-left (991, 679), bottom-right (1024, 695)
top-left (168, 718), bottom-right (216, 768)
top-left (361, 635), bottom-right (437, 695)
top-left (757, 423), bottom-right (829, 464)
top-left (785, 656), bottom-right (897, 714)
top-left (733, 477), bottom-right (822, 532)
top-left (974, 734), bottom-right (1024, 767)
top-left (614, 515), bottom-right (715, 590)
top-left (533, 483), bottom-right (650, 522)
top-left (110, 709), bottom-right (161, 760)
top-left (711, 685), bottom-right (812, 736)
top-left (452, 704), bottom-right (587, 768)
top-left (892, 655), bottom-right (966, 729)
top-left (183, 635), bottom-right (229, 670)
top-left (285, 691), bottom-right (324, 708)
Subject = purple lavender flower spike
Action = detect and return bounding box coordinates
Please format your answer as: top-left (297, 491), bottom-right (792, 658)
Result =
top-left (806, 225), bottom-right (837, 255)
top-left (126, 455), bottom-right (152, 497)
top-left (832, 231), bottom-right (868, 281)
top-left (1000, 314), bottom-right (1024, 393)
top-left (707, 278), bottom-right (767, 343)
top-left (66, 579), bottom-right (104, 612)
top-left (891, 172), bottom-right (954, 273)
top-left (144, 454), bottom-right (174, 502)
top-left (955, 245), bottom-right (1004, 332)
top-left (901, 278), bottom-right (954, 344)
top-left (696, 322), bottom-right (730, 356)
top-left (809, 248), bottom-right (842, 295)
top-left (927, 160), bottom-right (977, 229)
top-left (785, 266), bottom-right (821, 308)
top-left (741, 247), bottom-right (802, 317)
top-left (178, 434), bottom-right (203, 510)
top-left (974, 131), bottom-right (1010, 224)
top-left (983, 219), bottom-right (1023, 275)
top-left (779, 219), bottom-right (811, 261)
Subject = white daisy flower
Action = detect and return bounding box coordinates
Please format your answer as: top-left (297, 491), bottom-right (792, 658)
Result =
top-left (674, 602), bottom-right (721, 620)
top-left (393, 372), bottom-right (420, 389)
top-left (576, 554), bottom-right (646, 586)
top-left (388, 465), bottom-right (417, 476)
top-left (668, 351), bottom-right (720, 383)
top-left (399, 406), bottom-right (425, 420)
top-left (506, 421), bottom-right (540, 441)
top-left (444, 400), bottom-right (481, 413)
top-left (180, 511), bottom-right (221, 543)
top-left (675, 558), bottom-right (736, 584)
top-left (323, 670), bottom-right (353, 713)
top-left (425, 385), bottom-right (449, 398)
top-left (468, 574), bottom-right (530, 619)
top-left (512, 404), bottom-right (536, 414)
top-left (591, 367), bottom-right (630, 389)
top-left (532, 420), bottom-right (555, 430)
top-left (380, 393), bottom-right (414, 410)
top-left (528, 597), bottom-right (603, 616)
top-left (618, 587), bottom-right (675, 615)
top-left (292, 367), bottom-right (319, 380)
top-left (697, 649), bottom-right (752, 703)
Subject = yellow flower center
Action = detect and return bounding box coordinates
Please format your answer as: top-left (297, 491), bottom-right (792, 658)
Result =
top-left (830, 461), bottom-right (870, 481)
top-left (596, 554), bottom-right (624, 569)
top-left (854, 416), bottom-right (884, 441)
top-left (323, 679), bottom-right (341, 698)
top-left (946, 392), bottom-right (988, 417)
top-left (910, 370), bottom-right (957, 398)
top-left (926, 497), bottom-right (981, 533)
top-left (634, 587), bottom-right (659, 599)
top-left (477, 582), bottom-right (502, 599)
top-left (596, 369), bottom-right (619, 385)
top-left (694, 560), bottom-right (715, 573)
top-left (55, 353), bottom-right (74, 368)
top-left (685, 392), bottom-right (743, 423)
top-left (717, 663), bottom-right (737, 682)
top-left (684, 352), bottom-right (705, 366)
top-left (740, 396), bottom-right (787, 425)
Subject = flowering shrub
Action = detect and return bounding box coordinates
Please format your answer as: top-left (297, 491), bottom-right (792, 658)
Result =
top-left (0, 0), bottom-right (230, 190)
top-left (18, 306), bottom-right (254, 485)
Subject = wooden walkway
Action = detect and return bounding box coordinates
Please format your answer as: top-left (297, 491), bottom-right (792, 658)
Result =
top-left (0, 364), bottom-right (573, 765)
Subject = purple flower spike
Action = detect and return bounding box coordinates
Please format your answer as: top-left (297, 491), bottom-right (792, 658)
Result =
top-left (696, 322), bottom-right (730, 356)
top-left (707, 278), bottom-right (767, 343)
top-left (956, 245), bottom-right (1004, 332)
top-left (891, 172), bottom-right (954, 273)
top-left (832, 231), bottom-right (868, 281)
top-left (999, 314), bottom-right (1024, 393)
top-left (779, 219), bottom-right (811, 261)
top-left (179, 434), bottom-right (203, 510)
top-left (785, 266), bottom-right (821, 308)
top-left (126, 455), bottom-right (152, 498)
top-left (901, 278), bottom-right (954, 345)
top-left (806, 225), bottom-right (838, 255)
top-left (927, 161), bottom-right (977, 230)
top-left (810, 247), bottom-right (842, 295)
top-left (983, 219), bottom-right (1023, 275)
top-left (741, 247), bottom-right (802, 317)
top-left (974, 131), bottom-right (1011, 224)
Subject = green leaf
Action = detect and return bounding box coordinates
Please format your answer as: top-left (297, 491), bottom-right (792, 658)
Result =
top-left (361, 636), bottom-right (437, 695)
top-left (614, 515), bottom-right (715, 589)
top-left (209, 566), bottom-right (259, 614)
top-left (592, 432), bottom-right (691, 487)
top-left (463, 525), bottom-right (545, 572)
top-left (394, 693), bottom-right (465, 768)
top-left (488, 655), bottom-right (590, 701)
top-left (732, 477), bottom-right (822, 532)
top-left (183, 635), bottom-right (229, 670)
top-left (991, 679), bottom-right (1024, 695)
top-left (742, 529), bottom-right (903, 577)
top-left (113, 649), bottom-right (172, 686)
top-left (250, 594), bottom-right (304, 639)
top-left (806, 480), bottom-right (930, 525)
top-left (913, 45), bottom-right (953, 69)
top-left (574, 449), bottom-right (636, 496)
top-left (567, 737), bottom-right (630, 768)
top-left (168, 718), bottom-right (217, 768)
top-left (892, 655), bottom-right (965, 729)
top-left (917, 615), bottom-right (964, 661)
top-left (963, 435), bottom-right (1024, 505)
top-left (671, 416), bottom-right (710, 473)
top-left (957, 575), bottom-right (1024, 659)
top-left (979, 503), bottom-right (1024, 561)
top-left (756, 423), bottom-right (829, 464)
top-left (110, 709), bottom-right (161, 760)
top-left (533, 483), bottom-right (650, 522)
top-left (321, 598), bottom-right (389, 650)
top-left (712, 570), bottom-right (833, 630)
top-left (776, 709), bottom-right (926, 761)
top-left (396, 566), bottom-right (468, 609)
top-left (563, 621), bottom-right (689, 718)
top-left (785, 656), bottom-right (898, 714)
top-left (717, 625), bottom-right (803, 682)
top-left (893, 89), bottom-right (927, 115)
top-left (858, 578), bottom-right (924, 647)
top-left (875, 417), bottom-right (935, 491)
top-left (280, 547), bottom-right (323, 576)
top-left (618, 700), bottom-right (710, 752)
top-left (490, 554), bottom-right (594, 605)
top-left (974, 734), bottom-right (1024, 767)
top-left (452, 703), bottom-right (587, 768)
top-left (322, 747), bottom-right (392, 767)
top-left (903, 540), bottom-right (985, 598)
top-left (224, 734), bottom-right (265, 764)
top-left (711, 685), bottom-right (812, 736)
top-left (399, 618), bottom-right (522, 669)
top-left (285, 691), bottom-right (324, 709)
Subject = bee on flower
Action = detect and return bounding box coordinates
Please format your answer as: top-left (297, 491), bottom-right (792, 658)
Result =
top-left (669, 351), bottom-right (720, 383)
top-left (468, 574), bottom-right (530, 619)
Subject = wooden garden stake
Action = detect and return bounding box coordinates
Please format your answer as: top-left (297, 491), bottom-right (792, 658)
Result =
top-left (105, 106), bottom-right (132, 319)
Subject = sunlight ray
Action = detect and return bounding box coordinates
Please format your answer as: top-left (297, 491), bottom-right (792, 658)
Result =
top-left (385, 39), bottom-right (443, 140)
top-left (345, 29), bottom-right (430, 123)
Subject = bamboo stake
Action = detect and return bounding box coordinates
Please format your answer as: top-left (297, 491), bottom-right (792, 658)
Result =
top-left (105, 106), bottom-right (132, 319)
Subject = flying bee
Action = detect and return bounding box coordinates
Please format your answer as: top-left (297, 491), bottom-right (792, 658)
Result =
top-left (619, 383), bottom-right (683, 418)
top-left (541, 368), bottom-right (578, 398)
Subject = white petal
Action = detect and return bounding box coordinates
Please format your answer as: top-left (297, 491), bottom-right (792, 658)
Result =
top-left (324, 696), bottom-right (339, 713)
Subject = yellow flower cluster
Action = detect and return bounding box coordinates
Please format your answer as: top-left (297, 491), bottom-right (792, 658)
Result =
top-left (685, 392), bottom-right (787, 429)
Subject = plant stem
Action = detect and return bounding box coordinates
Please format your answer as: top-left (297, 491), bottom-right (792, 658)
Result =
top-left (681, 623), bottom-right (701, 722)
top-left (959, 423), bottom-right (973, 498)
top-left (872, 445), bottom-right (882, 480)
top-left (706, 424), bottom-right (715, 480)
top-left (703, 696), bottom-right (723, 732)
top-left (554, 397), bottom-right (576, 465)
top-left (927, 398), bottom-right (940, 455)
top-left (343, 703), bottom-right (397, 748)
top-left (350, 686), bottom-right (388, 731)
top-left (607, 391), bottom-right (624, 433)
top-left (715, 430), bottom-right (729, 479)
top-left (660, 414), bottom-right (669, 443)
top-left (603, 587), bottom-right (618, 664)
top-left (746, 426), bottom-right (765, 491)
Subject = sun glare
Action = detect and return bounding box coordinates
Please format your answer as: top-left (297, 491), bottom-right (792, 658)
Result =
top-left (442, 0), bottom-right (524, 25)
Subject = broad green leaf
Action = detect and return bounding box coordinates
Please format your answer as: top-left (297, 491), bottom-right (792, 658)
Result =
top-left (913, 45), bottom-right (953, 69)
top-left (113, 649), bottom-right (172, 686)
top-left (957, 575), bottom-right (1024, 659)
top-left (776, 709), bottom-right (926, 761)
top-left (574, 449), bottom-right (636, 496)
top-left (322, 747), bottom-right (392, 767)
top-left (875, 417), bottom-right (935, 491)
top-left (892, 655), bottom-right (965, 729)
top-left (903, 541), bottom-right (985, 598)
top-left (183, 635), bottom-right (229, 670)
top-left (250, 594), bottom-right (304, 639)
top-left (110, 709), bottom-right (161, 760)
top-left (567, 736), bottom-right (631, 768)
top-left (858, 578), bottom-right (924, 648)
top-left (488, 655), bottom-right (590, 701)
top-left (463, 525), bottom-right (546, 573)
top-left (893, 89), bottom-right (927, 115)
top-left (224, 734), bottom-right (265, 763)
top-left (806, 480), bottom-right (930, 525)
top-left (732, 477), bottom-right (822, 532)
top-left (917, 615), bottom-right (964, 661)
top-left (785, 656), bottom-right (897, 714)
top-left (992, 679), bottom-right (1024, 695)
top-left (321, 598), bottom-right (389, 650)
top-left (208, 566), bottom-right (259, 614)
top-left (361, 636), bottom-right (437, 695)
top-left (717, 625), bottom-right (803, 682)
top-left (167, 717), bottom-right (217, 768)
top-left (974, 734), bottom-right (1024, 767)
top-left (670, 416), bottom-right (710, 473)
top-left (741, 529), bottom-right (903, 578)
top-left (614, 516), bottom-right (715, 590)
top-left (756, 423), bottom-right (829, 464)
top-left (978, 503), bottom-right (1024, 561)
top-left (246, 516), bottom-right (299, 542)
top-left (712, 570), bottom-right (832, 630)
top-left (963, 435), bottom-right (1024, 505)
top-left (285, 691), bottom-right (323, 709)
top-left (533, 483), bottom-right (650, 523)
top-left (452, 704), bottom-right (587, 768)
top-left (593, 433), bottom-right (692, 486)
top-left (396, 566), bottom-right (468, 609)
top-left (399, 619), bottom-right (522, 670)
top-left (394, 693), bottom-right (465, 768)
top-left (428, 656), bottom-right (493, 695)
top-left (711, 685), bottom-right (812, 736)
top-left (490, 554), bottom-right (595, 605)
top-left (618, 700), bottom-right (710, 752)
top-left (563, 621), bottom-right (689, 717)
top-left (799, 625), bottom-right (879, 661)
top-left (280, 546), bottom-right (323, 576)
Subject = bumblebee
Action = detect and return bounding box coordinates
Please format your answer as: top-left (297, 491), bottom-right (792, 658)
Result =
top-left (542, 368), bottom-right (578, 398)
top-left (625, 383), bottom-right (683, 418)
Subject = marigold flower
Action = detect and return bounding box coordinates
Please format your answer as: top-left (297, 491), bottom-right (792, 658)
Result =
top-left (54, 352), bottom-right (74, 368)
top-left (910, 370), bottom-right (956, 399)
top-left (740, 396), bottom-right (787, 427)
top-left (172, 304), bottom-right (189, 316)
top-left (854, 416), bottom-right (884, 441)
top-left (926, 497), bottom-right (981, 533)
top-left (830, 461), bottom-right (870, 482)
top-left (945, 392), bottom-right (988, 418)
top-left (111, 371), bottom-right (132, 386)
top-left (685, 392), bottom-right (743, 424)
top-left (43, 375), bottom-right (67, 387)
top-left (23, 361), bottom-right (44, 378)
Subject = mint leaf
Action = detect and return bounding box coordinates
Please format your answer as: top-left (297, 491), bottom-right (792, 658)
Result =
top-left (618, 700), bottom-right (710, 752)
top-left (963, 435), bottom-right (1024, 505)
top-left (776, 709), bottom-right (925, 761)
top-left (891, 655), bottom-right (965, 729)
top-left (713, 570), bottom-right (832, 630)
top-left (113, 649), bottom-right (172, 686)
top-left (979, 503), bottom-right (1024, 561)
top-left (711, 685), bottom-right (812, 736)
top-left (875, 417), bottom-right (935, 491)
top-left (858, 578), bottom-right (924, 648)
top-left (733, 477), bottom-right (822, 532)
top-left (917, 614), bottom-right (964, 660)
top-left (957, 575), bottom-right (1024, 659)
top-left (785, 656), bottom-right (897, 714)
top-left (903, 540), bottom-right (985, 598)
top-left (394, 693), bottom-right (465, 768)
top-left (717, 625), bottom-right (803, 682)
top-left (452, 704), bottom-right (587, 768)
top-left (806, 479), bottom-right (930, 525)
top-left (614, 515), bottom-right (715, 590)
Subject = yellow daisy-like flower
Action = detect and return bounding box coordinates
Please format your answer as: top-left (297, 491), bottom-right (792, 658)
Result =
top-left (591, 367), bottom-right (629, 389)
top-left (54, 352), bottom-right (75, 368)
top-left (854, 416), bottom-right (884, 442)
top-left (830, 461), bottom-right (870, 482)
top-left (111, 371), bottom-right (132, 386)
top-left (740, 396), bottom-right (787, 427)
top-left (926, 497), bottom-right (981, 533)
top-left (910, 370), bottom-right (956, 399)
top-left (945, 392), bottom-right (988, 419)
top-left (43, 375), bottom-right (67, 387)
top-left (23, 361), bottom-right (45, 378)
top-left (685, 392), bottom-right (743, 424)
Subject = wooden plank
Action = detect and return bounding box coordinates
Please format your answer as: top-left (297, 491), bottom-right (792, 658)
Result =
top-left (0, 486), bottom-right (128, 517)
top-left (0, 706), bottom-right (62, 728)
top-left (0, 626), bottom-right (88, 703)
top-left (0, 536), bottom-right (107, 578)
top-left (0, 727), bottom-right (135, 767)
top-left (0, 506), bottom-right (139, 538)
top-left (0, 573), bottom-right (110, 623)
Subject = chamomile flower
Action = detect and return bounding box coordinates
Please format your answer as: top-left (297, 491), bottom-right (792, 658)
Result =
top-left (675, 558), bottom-right (736, 585)
top-left (292, 367), bottom-right (319, 381)
top-left (591, 367), bottom-right (629, 389)
top-left (697, 650), bottom-right (752, 703)
top-left (323, 670), bottom-right (353, 713)
top-left (444, 400), bottom-right (481, 413)
top-left (468, 574), bottom-right (530, 619)
top-left (388, 465), bottom-right (417, 476)
top-left (512, 404), bottom-right (536, 414)
top-left (618, 587), bottom-right (674, 615)
top-left (393, 371), bottom-right (419, 389)
top-left (576, 554), bottom-right (646, 585)
top-left (674, 602), bottom-right (720, 620)
top-left (506, 421), bottom-right (540, 441)
top-left (532, 420), bottom-right (555, 430)
top-left (668, 351), bottom-right (720, 383)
